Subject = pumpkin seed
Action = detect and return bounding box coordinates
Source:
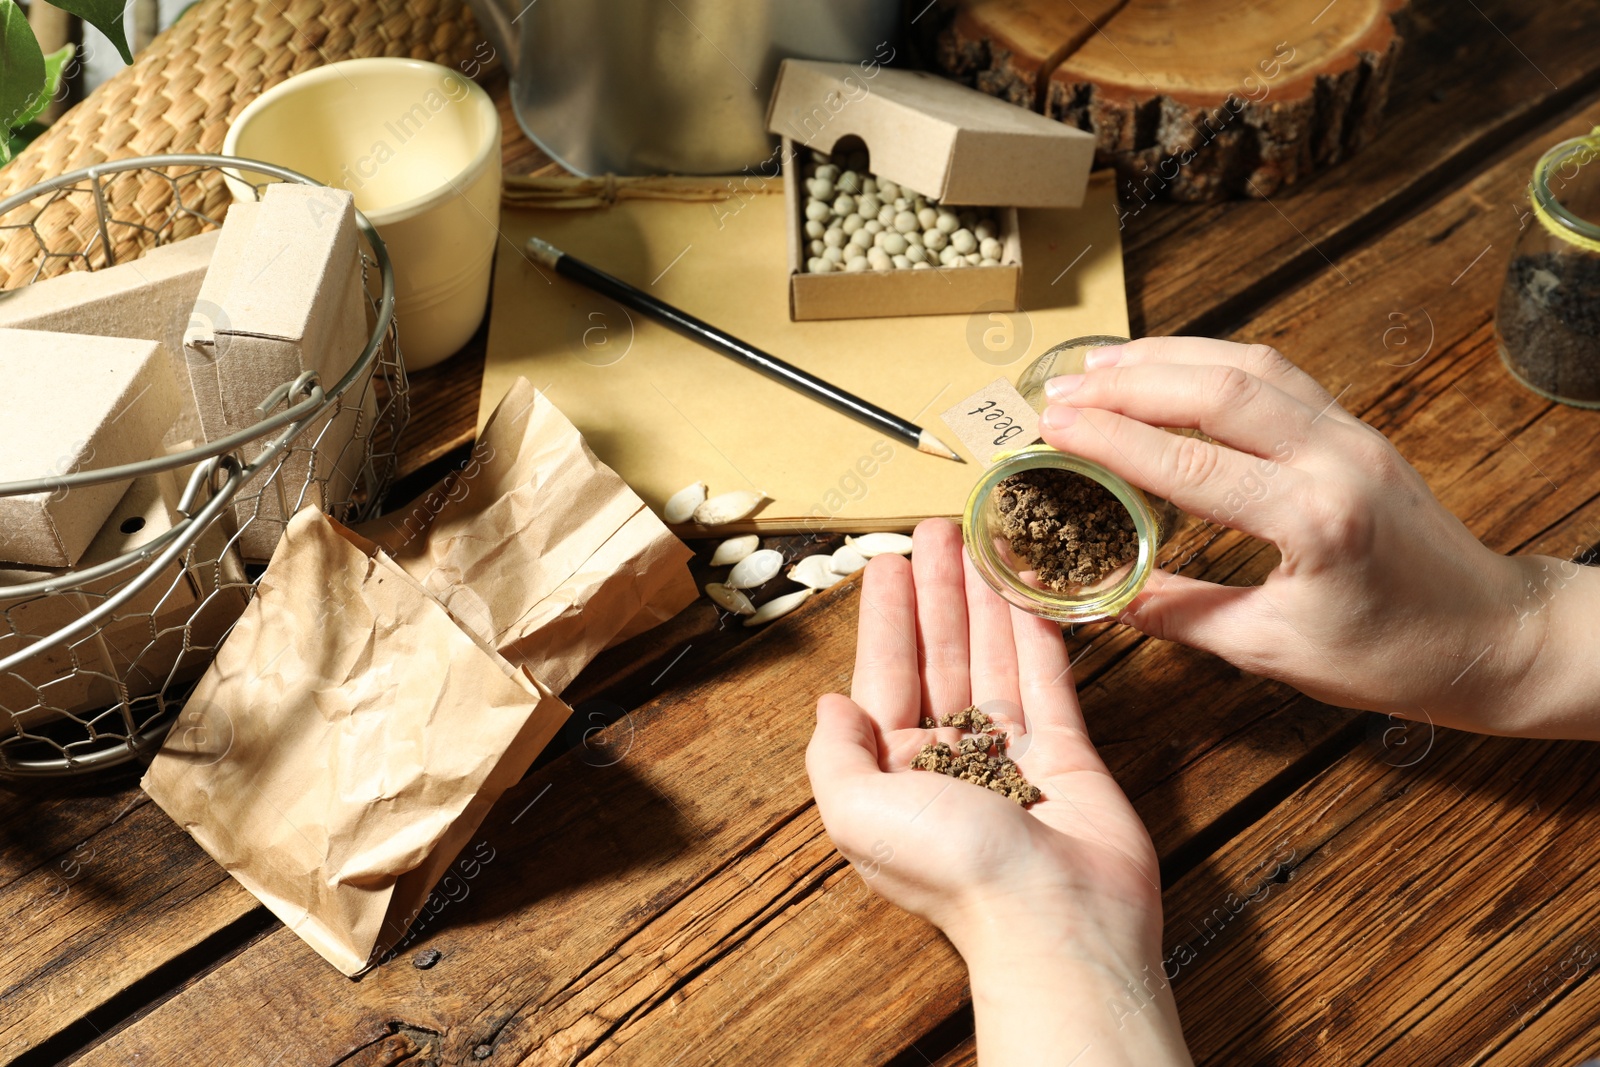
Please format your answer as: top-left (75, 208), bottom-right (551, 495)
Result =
top-left (704, 582), bottom-right (756, 615)
top-left (845, 532), bottom-right (913, 557)
top-left (727, 548), bottom-right (783, 589)
top-left (693, 490), bottom-right (768, 526)
top-left (744, 588), bottom-right (815, 627)
top-left (829, 545), bottom-right (868, 574)
top-left (789, 554), bottom-right (845, 589)
top-left (709, 534), bottom-right (760, 567)
top-left (663, 482), bottom-right (707, 524)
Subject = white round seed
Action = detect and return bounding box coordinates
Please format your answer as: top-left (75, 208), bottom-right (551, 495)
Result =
top-left (663, 482), bottom-right (707, 524)
top-left (805, 218), bottom-right (826, 239)
top-left (936, 211), bottom-right (959, 235)
top-left (974, 221), bottom-right (996, 242)
top-left (728, 548), bottom-right (783, 588)
top-left (824, 226), bottom-right (846, 249)
top-left (693, 490), bottom-right (768, 526)
top-left (861, 177), bottom-right (878, 196)
top-left (893, 211), bottom-right (918, 234)
top-left (857, 194), bottom-right (881, 219)
top-left (917, 207), bottom-right (938, 229)
top-left (809, 238), bottom-right (825, 257)
top-left (710, 534), bottom-right (760, 566)
top-left (823, 245), bottom-right (844, 264)
top-left (923, 228), bottom-right (948, 252)
top-left (833, 193), bottom-right (856, 218)
top-left (704, 582), bottom-right (756, 616)
top-left (951, 228), bottom-right (977, 255)
top-left (836, 170), bottom-right (862, 195)
top-left (864, 219), bottom-right (884, 235)
top-left (905, 243), bottom-right (928, 263)
top-left (892, 254), bottom-right (911, 269)
top-left (830, 545), bottom-right (868, 574)
top-left (744, 588), bottom-right (815, 627)
top-left (964, 251), bottom-right (982, 265)
top-left (789, 554), bottom-right (845, 589)
top-left (979, 236), bottom-right (1001, 260)
top-left (881, 232), bottom-right (908, 255)
top-left (846, 532), bottom-right (914, 557)
top-left (868, 248), bottom-right (892, 271)
top-left (844, 257), bottom-right (869, 272)
top-left (912, 261), bottom-right (932, 269)
top-left (805, 199), bottom-right (831, 223)
top-left (814, 163), bottom-right (839, 183)
top-left (851, 229), bottom-right (874, 251)
top-left (878, 179), bottom-right (900, 201)
top-left (842, 213), bottom-right (864, 234)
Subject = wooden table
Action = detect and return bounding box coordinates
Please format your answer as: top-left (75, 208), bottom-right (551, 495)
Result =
top-left (7, 1), bottom-right (1600, 1062)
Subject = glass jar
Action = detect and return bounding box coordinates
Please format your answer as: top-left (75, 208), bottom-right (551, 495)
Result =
top-left (1496, 129), bottom-right (1600, 407)
top-left (962, 336), bottom-right (1174, 624)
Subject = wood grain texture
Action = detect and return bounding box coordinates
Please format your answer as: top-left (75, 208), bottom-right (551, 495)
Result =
top-left (937, 0), bottom-right (1408, 200)
top-left (1121, 0), bottom-right (1600, 336)
top-left (1165, 729), bottom-right (1600, 1064)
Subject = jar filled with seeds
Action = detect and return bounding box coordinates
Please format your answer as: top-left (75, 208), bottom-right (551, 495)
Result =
top-left (1497, 128), bottom-right (1600, 407)
top-left (963, 336), bottom-right (1178, 623)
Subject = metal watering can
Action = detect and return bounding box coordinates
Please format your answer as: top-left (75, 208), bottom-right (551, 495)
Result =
top-left (467, 0), bottom-right (902, 176)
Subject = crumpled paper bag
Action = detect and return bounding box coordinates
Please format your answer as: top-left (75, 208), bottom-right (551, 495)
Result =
top-left (143, 508), bottom-right (571, 975)
top-left (361, 376), bottom-right (697, 692)
top-left (142, 379), bottom-right (698, 975)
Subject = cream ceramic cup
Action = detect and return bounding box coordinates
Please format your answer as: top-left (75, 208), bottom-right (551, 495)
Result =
top-left (222, 58), bottom-right (501, 370)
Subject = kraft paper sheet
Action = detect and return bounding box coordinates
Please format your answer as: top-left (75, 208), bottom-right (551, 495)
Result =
top-left (482, 173), bottom-right (1129, 533)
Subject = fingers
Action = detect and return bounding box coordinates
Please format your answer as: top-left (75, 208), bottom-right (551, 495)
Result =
top-left (1064, 336), bottom-right (1348, 420)
top-left (1009, 604), bottom-right (1084, 737)
top-left (1121, 569), bottom-right (1272, 668)
top-left (851, 553), bottom-right (923, 732)
top-left (1045, 362), bottom-right (1314, 461)
top-left (961, 548), bottom-right (1023, 715)
top-left (1039, 405), bottom-right (1304, 542)
top-left (911, 520), bottom-right (971, 717)
top-left (806, 694), bottom-right (885, 808)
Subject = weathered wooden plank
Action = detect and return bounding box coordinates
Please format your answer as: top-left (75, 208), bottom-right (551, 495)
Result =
top-left (1166, 729), bottom-right (1600, 1065)
top-left (0, 788), bottom-right (253, 1064)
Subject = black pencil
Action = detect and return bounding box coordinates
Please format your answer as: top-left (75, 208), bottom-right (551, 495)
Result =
top-left (525, 237), bottom-right (963, 463)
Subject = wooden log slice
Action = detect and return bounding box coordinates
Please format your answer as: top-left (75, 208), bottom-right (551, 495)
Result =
top-left (936, 0), bottom-right (1131, 108)
top-left (938, 0), bottom-right (1409, 202)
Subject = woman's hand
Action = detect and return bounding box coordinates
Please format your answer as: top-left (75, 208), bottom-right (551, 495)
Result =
top-left (806, 520), bottom-right (1192, 1066)
top-left (1037, 336), bottom-right (1600, 739)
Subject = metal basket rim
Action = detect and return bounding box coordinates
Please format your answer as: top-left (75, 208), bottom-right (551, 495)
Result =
top-left (0, 153), bottom-right (397, 499)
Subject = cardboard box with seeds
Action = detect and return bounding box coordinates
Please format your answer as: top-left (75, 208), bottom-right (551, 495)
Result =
top-left (765, 59), bottom-right (1096, 321)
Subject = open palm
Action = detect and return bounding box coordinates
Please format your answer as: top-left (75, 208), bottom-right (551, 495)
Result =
top-left (806, 519), bottom-right (1163, 965)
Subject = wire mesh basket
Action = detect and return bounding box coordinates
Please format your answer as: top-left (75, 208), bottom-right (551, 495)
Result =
top-left (0, 154), bottom-right (407, 779)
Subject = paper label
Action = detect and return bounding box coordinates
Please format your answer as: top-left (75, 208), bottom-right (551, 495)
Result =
top-left (939, 378), bottom-right (1042, 465)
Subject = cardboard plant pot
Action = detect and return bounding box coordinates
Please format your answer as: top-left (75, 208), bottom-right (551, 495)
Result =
top-left (765, 59), bottom-right (1097, 321)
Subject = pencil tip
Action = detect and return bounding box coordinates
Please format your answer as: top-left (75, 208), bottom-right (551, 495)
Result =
top-left (918, 430), bottom-right (964, 462)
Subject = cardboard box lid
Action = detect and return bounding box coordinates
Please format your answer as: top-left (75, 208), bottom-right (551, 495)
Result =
top-left (765, 59), bottom-right (1096, 208)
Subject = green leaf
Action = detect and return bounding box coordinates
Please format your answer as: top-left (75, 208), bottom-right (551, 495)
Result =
top-left (4, 118), bottom-right (45, 163)
top-left (15, 44), bottom-right (72, 128)
top-left (51, 0), bottom-right (133, 64)
top-left (0, 0), bottom-right (46, 160)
